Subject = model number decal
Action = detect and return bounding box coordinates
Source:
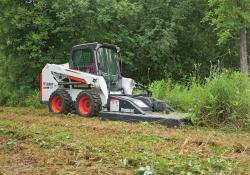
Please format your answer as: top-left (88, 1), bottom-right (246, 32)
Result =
top-left (121, 108), bottom-right (135, 113)
top-left (43, 82), bottom-right (54, 89)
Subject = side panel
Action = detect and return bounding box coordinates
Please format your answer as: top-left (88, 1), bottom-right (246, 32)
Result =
top-left (41, 63), bottom-right (109, 107)
top-left (41, 65), bottom-right (59, 102)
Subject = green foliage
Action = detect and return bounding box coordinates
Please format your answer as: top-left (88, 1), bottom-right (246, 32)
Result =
top-left (154, 156), bottom-right (236, 175)
top-left (196, 72), bottom-right (250, 127)
top-left (0, 85), bottom-right (43, 108)
top-left (150, 79), bottom-right (199, 112)
top-left (204, 0), bottom-right (250, 44)
top-left (0, 0), bottom-right (234, 88)
top-left (150, 71), bottom-right (250, 129)
top-left (0, 0), bottom-right (249, 130)
top-left (0, 120), bottom-right (73, 149)
top-left (0, 85), bottom-right (28, 106)
top-left (24, 91), bottom-right (43, 108)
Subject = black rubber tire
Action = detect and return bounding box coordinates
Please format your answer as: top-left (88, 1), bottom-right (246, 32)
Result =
top-left (48, 89), bottom-right (72, 114)
top-left (75, 91), bottom-right (101, 117)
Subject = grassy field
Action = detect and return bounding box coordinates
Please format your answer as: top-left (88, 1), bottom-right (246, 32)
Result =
top-left (0, 107), bottom-right (249, 175)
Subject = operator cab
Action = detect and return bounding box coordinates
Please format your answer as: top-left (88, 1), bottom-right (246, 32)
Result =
top-left (69, 42), bottom-right (122, 91)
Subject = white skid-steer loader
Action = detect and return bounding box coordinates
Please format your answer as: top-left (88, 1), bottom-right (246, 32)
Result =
top-left (40, 43), bottom-right (187, 127)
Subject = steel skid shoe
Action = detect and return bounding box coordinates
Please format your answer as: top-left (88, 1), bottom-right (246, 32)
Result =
top-left (99, 95), bottom-right (187, 127)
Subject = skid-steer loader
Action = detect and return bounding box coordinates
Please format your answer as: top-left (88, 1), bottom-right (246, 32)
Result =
top-left (40, 43), bottom-right (186, 127)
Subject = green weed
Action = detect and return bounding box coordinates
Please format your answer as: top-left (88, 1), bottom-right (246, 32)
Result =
top-left (150, 71), bottom-right (250, 129)
top-left (0, 107), bottom-right (249, 174)
top-left (154, 156), bottom-right (237, 175)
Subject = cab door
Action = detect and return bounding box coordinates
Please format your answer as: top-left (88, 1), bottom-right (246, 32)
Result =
top-left (71, 48), bottom-right (96, 74)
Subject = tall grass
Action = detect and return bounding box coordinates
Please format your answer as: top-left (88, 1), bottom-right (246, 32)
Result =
top-left (150, 71), bottom-right (250, 129)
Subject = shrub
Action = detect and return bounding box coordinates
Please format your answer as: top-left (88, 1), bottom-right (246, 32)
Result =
top-left (149, 79), bottom-right (198, 112)
top-left (195, 72), bottom-right (250, 128)
top-left (0, 85), bottom-right (43, 108)
top-left (150, 71), bottom-right (250, 129)
top-left (24, 90), bottom-right (43, 108)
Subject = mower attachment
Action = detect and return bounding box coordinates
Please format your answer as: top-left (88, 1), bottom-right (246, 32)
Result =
top-left (99, 95), bottom-right (188, 127)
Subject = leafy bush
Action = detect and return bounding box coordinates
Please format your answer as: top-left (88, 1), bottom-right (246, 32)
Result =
top-left (24, 91), bottom-right (43, 108)
top-left (150, 71), bottom-right (250, 129)
top-left (0, 85), bottom-right (43, 108)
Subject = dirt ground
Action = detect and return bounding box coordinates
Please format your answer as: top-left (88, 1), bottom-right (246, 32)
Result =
top-left (0, 107), bottom-right (249, 175)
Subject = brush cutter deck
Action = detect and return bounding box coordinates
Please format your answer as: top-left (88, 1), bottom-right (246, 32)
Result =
top-left (99, 112), bottom-right (187, 127)
top-left (99, 95), bottom-right (188, 127)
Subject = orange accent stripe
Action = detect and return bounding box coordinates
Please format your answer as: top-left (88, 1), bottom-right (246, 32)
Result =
top-left (66, 69), bottom-right (80, 74)
top-left (67, 76), bottom-right (87, 84)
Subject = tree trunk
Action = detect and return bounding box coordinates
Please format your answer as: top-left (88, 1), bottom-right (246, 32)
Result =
top-left (239, 27), bottom-right (248, 78)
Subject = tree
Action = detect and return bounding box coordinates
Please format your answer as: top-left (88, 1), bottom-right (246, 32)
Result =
top-left (0, 0), bottom-right (241, 93)
top-left (204, 0), bottom-right (250, 78)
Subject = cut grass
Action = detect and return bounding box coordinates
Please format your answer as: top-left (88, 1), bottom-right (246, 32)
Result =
top-left (0, 107), bottom-right (249, 174)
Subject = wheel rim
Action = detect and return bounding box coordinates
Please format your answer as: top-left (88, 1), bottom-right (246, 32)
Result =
top-left (51, 96), bottom-right (62, 113)
top-left (78, 96), bottom-right (92, 115)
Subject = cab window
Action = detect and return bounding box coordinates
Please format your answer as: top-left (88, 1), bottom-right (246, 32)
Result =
top-left (72, 48), bottom-right (96, 74)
